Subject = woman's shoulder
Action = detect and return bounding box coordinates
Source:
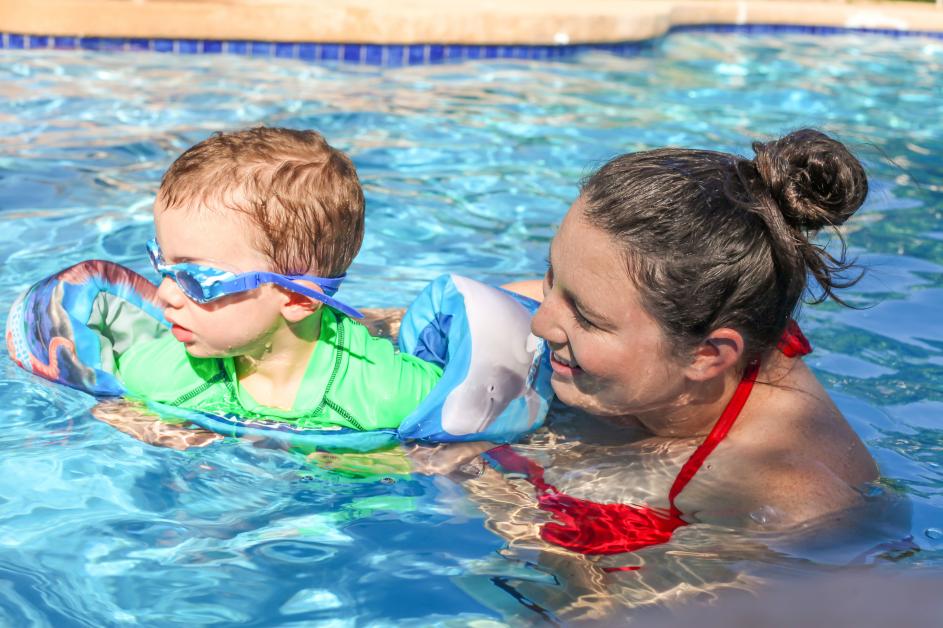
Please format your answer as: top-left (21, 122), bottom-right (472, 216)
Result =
top-left (701, 358), bottom-right (878, 526)
top-left (752, 358), bottom-right (874, 472)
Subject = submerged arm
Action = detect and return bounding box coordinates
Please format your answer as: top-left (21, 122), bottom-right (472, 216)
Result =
top-left (91, 399), bottom-right (222, 451)
top-left (502, 279), bottom-right (544, 302)
top-left (358, 278), bottom-right (543, 342)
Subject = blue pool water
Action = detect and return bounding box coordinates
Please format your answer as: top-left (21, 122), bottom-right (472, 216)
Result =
top-left (1, 30), bottom-right (942, 624)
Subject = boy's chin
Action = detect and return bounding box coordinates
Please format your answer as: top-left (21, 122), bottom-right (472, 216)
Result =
top-left (181, 343), bottom-right (224, 359)
top-left (181, 340), bottom-right (248, 360)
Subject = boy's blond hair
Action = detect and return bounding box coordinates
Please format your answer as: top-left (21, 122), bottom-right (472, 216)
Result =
top-left (156, 127), bottom-right (365, 277)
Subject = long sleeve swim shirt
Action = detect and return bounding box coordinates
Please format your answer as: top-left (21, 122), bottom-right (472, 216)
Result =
top-left (115, 307), bottom-right (442, 431)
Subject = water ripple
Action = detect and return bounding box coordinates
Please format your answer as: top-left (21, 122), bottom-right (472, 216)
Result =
top-left (0, 31), bottom-right (941, 624)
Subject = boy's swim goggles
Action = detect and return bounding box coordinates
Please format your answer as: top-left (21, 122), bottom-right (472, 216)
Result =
top-left (146, 238), bottom-right (364, 319)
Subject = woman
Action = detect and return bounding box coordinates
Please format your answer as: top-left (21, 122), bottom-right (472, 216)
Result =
top-left (391, 129), bottom-right (882, 581)
top-left (443, 129), bottom-right (895, 619)
top-left (498, 128), bottom-right (878, 534)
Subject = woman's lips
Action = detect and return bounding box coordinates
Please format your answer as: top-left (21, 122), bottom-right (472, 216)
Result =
top-left (550, 351), bottom-right (582, 376)
top-left (170, 324), bottom-right (195, 343)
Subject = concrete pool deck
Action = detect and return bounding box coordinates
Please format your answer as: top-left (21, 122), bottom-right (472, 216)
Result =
top-left (1, 0), bottom-right (942, 45)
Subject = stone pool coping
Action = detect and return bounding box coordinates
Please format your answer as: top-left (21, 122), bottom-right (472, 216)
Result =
top-left (1, 0), bottom-right (942, 46)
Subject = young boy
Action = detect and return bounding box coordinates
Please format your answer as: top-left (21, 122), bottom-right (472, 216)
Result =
top-left (114, 127), bottom-right (442, 431)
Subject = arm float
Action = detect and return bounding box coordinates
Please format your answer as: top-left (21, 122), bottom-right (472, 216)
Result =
top-left (7, 261), bottom-right (553, 451)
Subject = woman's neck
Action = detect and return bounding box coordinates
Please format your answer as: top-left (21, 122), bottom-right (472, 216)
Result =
top-left (633, 366), bottom-right (750, 439)
top-left (234, 311), bottom-right (323, 410)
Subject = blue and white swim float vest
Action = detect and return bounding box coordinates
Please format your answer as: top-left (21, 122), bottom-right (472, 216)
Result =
top-left (6, 261), bottom-right (554, 451)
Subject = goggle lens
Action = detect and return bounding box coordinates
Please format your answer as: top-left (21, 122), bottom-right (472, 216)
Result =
top-left (174, 271), bottom-right (209, 303)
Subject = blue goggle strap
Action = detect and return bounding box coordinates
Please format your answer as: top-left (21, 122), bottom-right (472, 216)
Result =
top-left (215, 272), bottom-right (364, 319)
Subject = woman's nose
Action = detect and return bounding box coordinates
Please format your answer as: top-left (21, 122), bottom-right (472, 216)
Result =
top-left (156, 276), bottom-right (186, 309)
top-left (531, 299), bottom-right (567, 347)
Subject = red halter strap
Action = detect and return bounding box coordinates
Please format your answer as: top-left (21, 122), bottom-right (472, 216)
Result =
top-left (667, 319), bottom-right (811, 514)
top-left (666, 359), bottom-right (760, 516)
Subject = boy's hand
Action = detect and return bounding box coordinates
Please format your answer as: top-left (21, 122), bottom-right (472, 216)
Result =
top-left (501, 279), bottom-right (544, 302)
top-left (91, 399), bottom-right (223, 451)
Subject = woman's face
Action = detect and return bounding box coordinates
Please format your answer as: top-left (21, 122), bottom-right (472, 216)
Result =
top-left (531, 199), bottom-right (687, 419)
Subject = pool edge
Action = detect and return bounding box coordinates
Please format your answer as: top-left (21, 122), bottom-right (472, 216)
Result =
top-left (1, 1), bottom-right (942, 47)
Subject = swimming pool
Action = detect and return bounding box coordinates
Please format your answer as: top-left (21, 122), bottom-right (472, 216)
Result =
top-left (1, 28), bottom-right (942, 624)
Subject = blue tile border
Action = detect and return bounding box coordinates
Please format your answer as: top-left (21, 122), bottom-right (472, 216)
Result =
top-left (178, 39), bottom-right (200, 54)
top-left (297, 43), bottom-right (316, 60)
top-left (364, 44), bottom-right (382, 65)
top-left (52, 35), bottom-right (77, 49)
top-left (385, 44), bottom-right (405, 66)
top-left (1, 24), bottom-right (941, 63)
top-left (250, 41), bottom-right (273, 56)
top-left (343, 44), bottom-right (361, 63)
top-left (320, 43), bottom-right (340, 61)
top-left (274, 42), bottom-right (295, 58)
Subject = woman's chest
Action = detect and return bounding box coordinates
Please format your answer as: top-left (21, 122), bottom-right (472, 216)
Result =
top-left (514, 429), bottom-right (701, 508)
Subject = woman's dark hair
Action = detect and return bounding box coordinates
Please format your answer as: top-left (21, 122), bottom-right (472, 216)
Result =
top-left (580, 129), bottom-right (868, 361)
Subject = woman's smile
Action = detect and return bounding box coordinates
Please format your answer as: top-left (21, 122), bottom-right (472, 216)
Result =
top-left (550, 350), bottom-right (582, 376)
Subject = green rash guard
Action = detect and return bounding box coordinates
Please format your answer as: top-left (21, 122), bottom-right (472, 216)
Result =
top-left (115, 308), bottom-right (443, 431)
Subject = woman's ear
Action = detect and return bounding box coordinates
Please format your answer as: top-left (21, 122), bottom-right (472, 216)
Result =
top-left (683, 328), bottom-right (744, 382)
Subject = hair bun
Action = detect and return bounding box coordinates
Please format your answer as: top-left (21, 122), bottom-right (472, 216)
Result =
top-left (752, 129), bottom-right (868, 231)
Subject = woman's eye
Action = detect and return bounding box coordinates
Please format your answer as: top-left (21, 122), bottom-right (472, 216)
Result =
top-left (572, 308), bottom-right (594, 330)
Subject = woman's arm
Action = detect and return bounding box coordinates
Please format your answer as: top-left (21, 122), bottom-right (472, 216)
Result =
top-left (91, 399), bottom-right (222, 450)
top-left (359, 307), bottom-right (405, 341)
top-left (359, 279), bottom-right (542, 342)
top-left (502, 279), bottom-right (544, 302)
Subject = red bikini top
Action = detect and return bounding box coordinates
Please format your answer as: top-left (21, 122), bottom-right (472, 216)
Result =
top-left (483, 321), bottom-right (812, 563)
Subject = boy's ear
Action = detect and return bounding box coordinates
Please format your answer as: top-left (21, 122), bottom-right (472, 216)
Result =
top-left (683, 328), bottom-right (744, 382)
top-left (280, 284), bottom-right (323, 323)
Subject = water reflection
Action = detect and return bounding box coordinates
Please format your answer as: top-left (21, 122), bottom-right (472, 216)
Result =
top-left (453, 402), bottom-right (912, 621)
top-left (0, 29), bottom-right (940, 625)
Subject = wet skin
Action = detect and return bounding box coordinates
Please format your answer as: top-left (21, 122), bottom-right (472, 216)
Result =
top-left (509, 199), bottom-right (879, 528)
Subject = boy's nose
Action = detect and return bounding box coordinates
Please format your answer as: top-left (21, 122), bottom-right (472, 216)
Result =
top-left (156, 276), bottom-right (187, 309)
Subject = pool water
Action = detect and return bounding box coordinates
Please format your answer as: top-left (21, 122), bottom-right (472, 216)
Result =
top-left (2, 30), bottom-right (942, 624)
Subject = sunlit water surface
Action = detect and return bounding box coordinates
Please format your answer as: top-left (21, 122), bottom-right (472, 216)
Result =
top-left (1, 31), bottom-right (942, 625)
